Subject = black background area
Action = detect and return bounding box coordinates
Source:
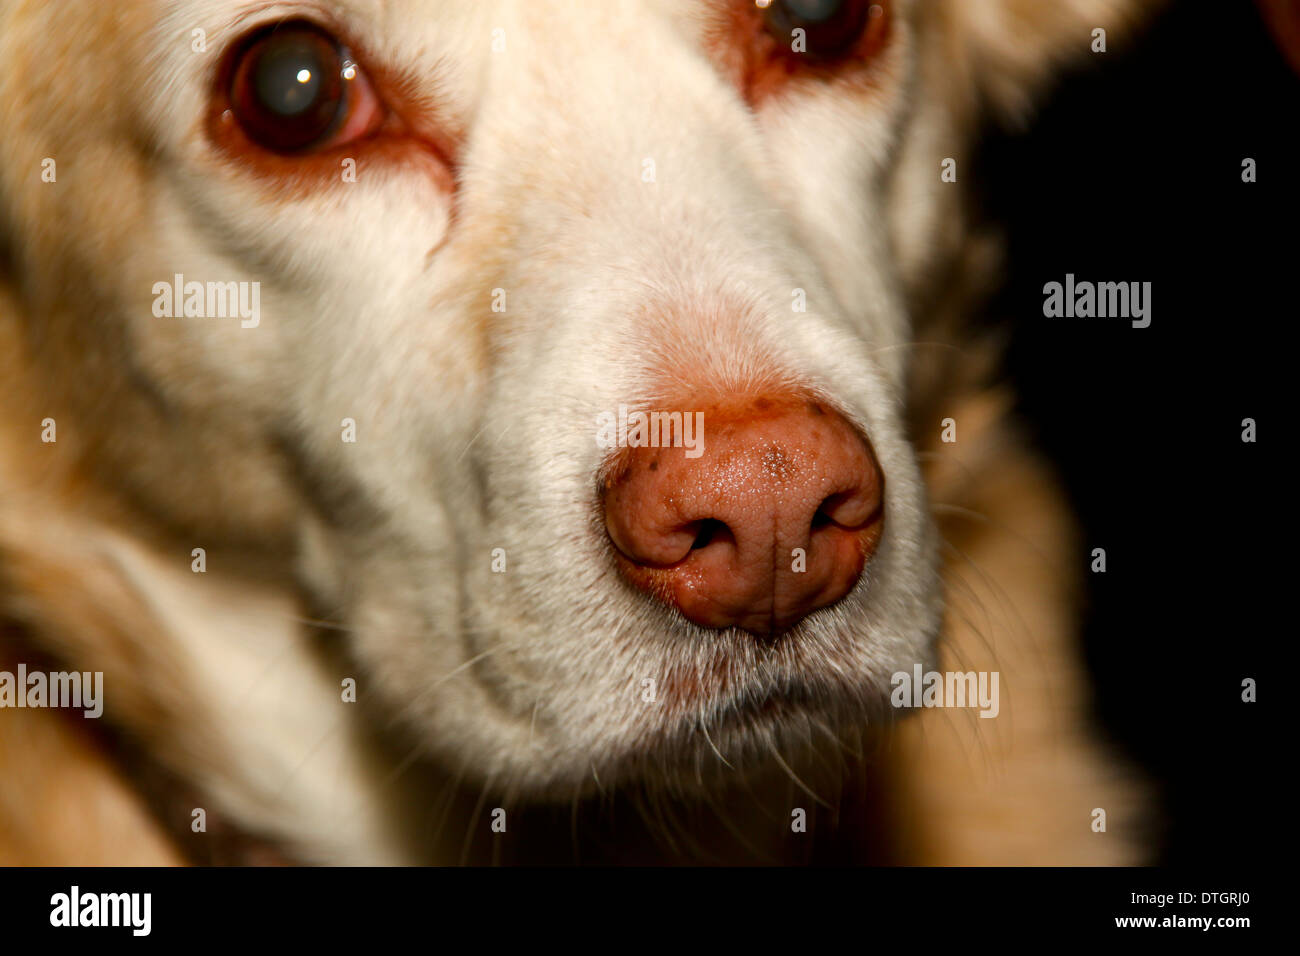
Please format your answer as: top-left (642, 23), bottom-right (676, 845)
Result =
top-left (972, 0), bottom-right (1290, 865)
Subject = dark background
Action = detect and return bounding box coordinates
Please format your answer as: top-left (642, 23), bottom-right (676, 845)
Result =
top-left (973, 0), bottom-right (1290, 865)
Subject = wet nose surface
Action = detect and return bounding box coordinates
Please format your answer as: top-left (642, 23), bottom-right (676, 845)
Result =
top-left (602, 393), bottom-right (884, 635)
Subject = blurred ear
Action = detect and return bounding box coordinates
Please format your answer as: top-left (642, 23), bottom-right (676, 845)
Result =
top-left (1258, 0), bottom-right (1300, 76)
top-left (934, 0), bottom-right (1166, 122)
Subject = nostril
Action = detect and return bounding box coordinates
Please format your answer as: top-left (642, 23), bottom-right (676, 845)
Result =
top-left (816, 483), bottom-right (881, 530)
top-left (689, 518), bottom-right (734, 551)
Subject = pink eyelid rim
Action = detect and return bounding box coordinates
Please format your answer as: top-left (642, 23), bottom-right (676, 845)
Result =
top-left (332, 58), bottom-right (384, 144)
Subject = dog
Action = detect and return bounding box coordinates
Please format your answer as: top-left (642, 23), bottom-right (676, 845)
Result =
top-left (0, 0), bottom-right (1158, 865)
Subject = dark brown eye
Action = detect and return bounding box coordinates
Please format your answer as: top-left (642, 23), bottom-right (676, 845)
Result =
top-left (760, 0), bottom-right (875, 61)
top-left (228, 21), bottom-right (382, 154)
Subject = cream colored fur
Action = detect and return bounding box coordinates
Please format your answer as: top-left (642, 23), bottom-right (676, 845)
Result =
top-left (0, 0), bottom-right (1157, 864)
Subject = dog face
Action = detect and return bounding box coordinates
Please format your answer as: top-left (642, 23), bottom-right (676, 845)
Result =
top-left (0, 0), bottom-right (1135, 794)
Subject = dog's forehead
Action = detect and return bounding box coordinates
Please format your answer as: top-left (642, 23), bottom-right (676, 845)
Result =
top-left (168, 0), bottom-right (722, 64)
top-left (153, 0), bottom-right (764, 141)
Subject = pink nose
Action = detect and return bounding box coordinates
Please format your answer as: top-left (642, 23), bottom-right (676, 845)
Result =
top-left (602, 394), bottom-right (884, 635)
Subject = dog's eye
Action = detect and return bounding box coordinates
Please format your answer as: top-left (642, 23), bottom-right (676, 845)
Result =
top-left (228, 21), bottom-right (382, 154)
top-left (759, 0), bottom-right (877, 61)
